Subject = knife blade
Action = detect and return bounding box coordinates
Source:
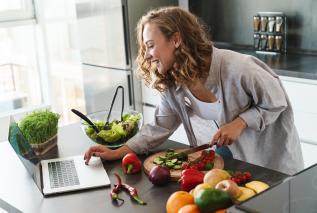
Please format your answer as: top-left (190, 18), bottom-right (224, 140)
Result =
top-left (166, 143), bottom-right (212, 160)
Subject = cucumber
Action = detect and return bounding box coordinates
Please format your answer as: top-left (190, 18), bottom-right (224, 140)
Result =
top-left (171, 159), bottom-right (178, 163)
top-left (166, 162), bottom-right (175, 168)
top-left (153, 157), bottom-right (163, 165)
top-left (159, 156), bottom-right (166, 160)
top-left (173, 165), bottom-right (181, 170)
top-left (176, 161), bottom-right (183, 165)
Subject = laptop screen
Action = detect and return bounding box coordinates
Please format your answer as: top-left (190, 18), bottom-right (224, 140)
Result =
top-left (8, 116), bottom-right (42, 192)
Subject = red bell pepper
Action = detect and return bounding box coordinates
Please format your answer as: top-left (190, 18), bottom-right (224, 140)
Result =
top-left (122, 153), bottom-right (142, 174)
top-left (180, 169), bottom-right (204, 191)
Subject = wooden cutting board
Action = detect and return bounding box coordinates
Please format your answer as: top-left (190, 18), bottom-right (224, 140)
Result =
top-left (143, 149), bottom-right (224, 181)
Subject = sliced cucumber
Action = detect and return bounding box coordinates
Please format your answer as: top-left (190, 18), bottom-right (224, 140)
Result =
top-left (173, 165), bottom-right (181, 170)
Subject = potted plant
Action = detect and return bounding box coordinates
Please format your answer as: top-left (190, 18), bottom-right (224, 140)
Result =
top-left (19, 110), bottom-right (60, 155)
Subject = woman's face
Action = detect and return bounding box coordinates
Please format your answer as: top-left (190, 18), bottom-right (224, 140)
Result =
top-left (142, 23), bottom-right (178, 75)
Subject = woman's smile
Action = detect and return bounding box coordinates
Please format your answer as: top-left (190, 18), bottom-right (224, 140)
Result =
top-left (143, 23), bottom-right (177, 75)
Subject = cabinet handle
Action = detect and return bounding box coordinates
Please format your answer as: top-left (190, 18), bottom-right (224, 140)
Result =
top-left (127, 74), bottom-right (132, 106)
top-left (121, 3), bottom-right (129, 66)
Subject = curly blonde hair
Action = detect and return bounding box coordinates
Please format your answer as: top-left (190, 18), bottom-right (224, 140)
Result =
top-left (136, 7), bottom-right (213, 92)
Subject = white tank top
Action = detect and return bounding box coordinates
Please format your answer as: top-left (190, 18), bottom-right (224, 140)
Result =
top-left (183, 87), bottom-right (221, 120)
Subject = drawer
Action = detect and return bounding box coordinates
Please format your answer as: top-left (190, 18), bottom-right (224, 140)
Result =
top-left (294, 111), bottom-right (317, 145)
top-left (281, 77), bottom-right (317, 114)
top-left (301, 142), bottom-right (317, 168)
top-left (280, 76), bottom-right (317, 145)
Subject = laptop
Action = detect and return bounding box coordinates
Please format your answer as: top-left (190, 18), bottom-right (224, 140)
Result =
top-left (7, 117), bottom-right (110, 196)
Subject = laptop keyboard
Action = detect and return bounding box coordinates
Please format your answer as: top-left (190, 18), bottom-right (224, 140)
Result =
top-left (48, 160), bottom-right (80, 188)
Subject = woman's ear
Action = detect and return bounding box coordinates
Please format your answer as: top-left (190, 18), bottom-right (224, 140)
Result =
top-left (173, 32), bottom-right (181, 48)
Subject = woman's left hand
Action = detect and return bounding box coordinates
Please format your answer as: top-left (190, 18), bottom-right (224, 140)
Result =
top-left (211, 117), bottom-right (247, 146)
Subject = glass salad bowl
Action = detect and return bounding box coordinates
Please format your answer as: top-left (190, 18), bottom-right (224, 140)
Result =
top-left (80, 110), bottom-right (143, 149)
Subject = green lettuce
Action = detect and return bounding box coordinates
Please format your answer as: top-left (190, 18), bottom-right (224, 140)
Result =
top-left (84, 112), bottom-right (141, 144)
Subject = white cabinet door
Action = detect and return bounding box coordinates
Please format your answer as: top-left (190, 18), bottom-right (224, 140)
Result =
top-left (280, 76), bottom-right (317, 168)
top-left (301, 142), bottom-right (317, 168)
top-left (280, 76), bottom-right (317, 145)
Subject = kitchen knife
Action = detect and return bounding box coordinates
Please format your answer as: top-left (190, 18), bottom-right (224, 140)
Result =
top-left (166, 143), bottom-right (212, 160)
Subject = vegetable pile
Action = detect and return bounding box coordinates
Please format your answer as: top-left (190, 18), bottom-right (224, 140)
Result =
top-left (153, 149), bottom-right (216, 171)
top-left (84, 113), bottom-right (141, 144)
top-left (181, 150), bottom-right (215, 171)
top-left (166, 168), bottom-right (267, 213)
top-left (19, 110), bottom-right (60, 144)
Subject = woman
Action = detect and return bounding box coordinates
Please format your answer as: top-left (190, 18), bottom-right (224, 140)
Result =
top-left (84, 7), bottom-right (304, 175)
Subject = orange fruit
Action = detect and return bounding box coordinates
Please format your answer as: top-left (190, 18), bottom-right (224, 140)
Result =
top-left (178, 204), bottom-right (201, 213)
top-left (166, 191), bottom-right (194, 213)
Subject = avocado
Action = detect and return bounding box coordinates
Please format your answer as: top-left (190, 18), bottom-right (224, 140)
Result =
top-left (195, 188), bottom-right (232, 212)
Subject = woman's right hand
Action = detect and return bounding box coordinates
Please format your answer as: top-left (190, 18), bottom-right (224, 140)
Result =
top-left (84, 145), bottom-right (114, 165)
top-left (84, 144), bottom-right (133, 165)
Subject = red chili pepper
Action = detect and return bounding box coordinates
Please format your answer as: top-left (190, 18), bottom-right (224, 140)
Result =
top-left (121, 183), bottom-right (146, 205)
top-left (110, 173), bottom-right (124, 205)
top-left (112, 173), bottom-right (146, 205)
top-left (180, 169), bottom-right (204, 191)
top-left (122, 153), bottom-right (142, 174)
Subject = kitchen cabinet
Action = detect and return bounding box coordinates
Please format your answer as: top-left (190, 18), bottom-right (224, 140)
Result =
top-left (300, 142), bottom-right (317, 168)
top-left (280, 76), bottom-right (317, 168)
top-left (280, 76), bottom-right (317, 144)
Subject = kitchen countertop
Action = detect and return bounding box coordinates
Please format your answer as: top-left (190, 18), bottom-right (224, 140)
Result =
top-left (215, 43), bottom-right (317, 80)
top-left (0, 123), bottom-right (289, 213)
top-left (104, 143), bottom-right (289, 213)
top-left (227, 163), bottom-right (317, 213)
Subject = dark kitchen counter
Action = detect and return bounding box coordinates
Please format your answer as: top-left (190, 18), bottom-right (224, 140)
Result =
top-left (0, 123), bottom-right (289, 213)
top-left (215, 43), bottom-right (317, 80)
top-left (103, 142), bottom-right (289, 213)
top-left (227, 163), bottom-right (317, 213)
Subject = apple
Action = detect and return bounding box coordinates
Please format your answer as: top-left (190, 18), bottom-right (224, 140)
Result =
top-left (203, 169), bottom-right (231, 188)
top-left (215, 180), bottom-right (241, 199)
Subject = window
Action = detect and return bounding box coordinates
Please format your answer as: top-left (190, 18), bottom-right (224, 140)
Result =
top-left (0, 0), bottom-right (43, 113)
top-left (0, 0), bottom-right (34, 22)
top-left (0, 0), bottom-right (86, 125)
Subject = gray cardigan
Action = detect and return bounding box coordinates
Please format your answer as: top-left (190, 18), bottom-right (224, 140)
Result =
top-left (126, 47), bottom-right (304, 175)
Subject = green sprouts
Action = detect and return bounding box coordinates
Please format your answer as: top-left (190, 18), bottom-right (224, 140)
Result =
top-left (19, 110), bottom-right (60, 144)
